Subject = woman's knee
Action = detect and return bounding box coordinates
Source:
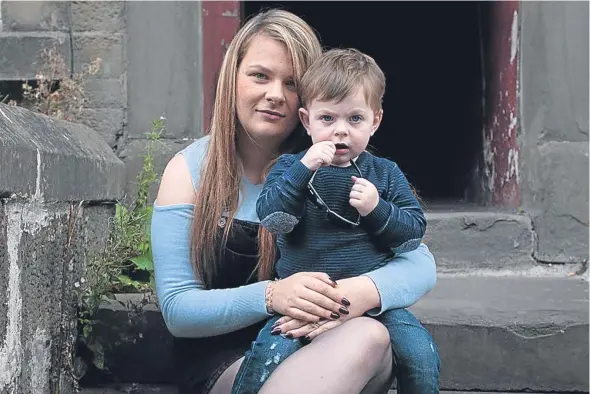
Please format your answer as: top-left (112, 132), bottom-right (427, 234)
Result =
top-left (342, 317), bottom-right (391, 361)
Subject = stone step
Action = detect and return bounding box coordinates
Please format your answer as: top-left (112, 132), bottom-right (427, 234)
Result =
top-left (79, 384), bottom-right (569, 394)
top-left (80, 276), bottom-right (589, 392)
top-left (423, 209), bottom-right (536, 274)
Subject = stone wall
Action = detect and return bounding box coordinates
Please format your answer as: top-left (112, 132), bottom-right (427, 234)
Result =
top-left (0, 0), bottom-right (200, 202)
top-left (519, 1), bottom-right (589, 264)
top-left (0, 103), bottom-right (125, 393)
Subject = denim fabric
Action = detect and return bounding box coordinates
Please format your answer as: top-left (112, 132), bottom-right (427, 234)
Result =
top-left (231, 309), bottom-right (440, 394)
top-left (231, 315), bottom-right (301, 394)
top-left (376, 308), bottom-right (440, 393)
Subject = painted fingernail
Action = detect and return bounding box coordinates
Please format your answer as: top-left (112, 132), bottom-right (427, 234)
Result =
top-left (271, 328), bottom-right (281, 335)
top-left (330, 312), bottom-right (340, 319)
top-left (319, 317), bottom-right (327, 322)
top-left (341, 297), bottom-right (351, 306)
top-left (271, 322), bottom-right (280, 329)
top-left (339, 306), bottom-right (349, 315)
top-left (300, 336), bottom-right (312, 345)
top-left (328, 276), bottom-right (338, 287)
top-left (286, 333), bottom-right (294, 339)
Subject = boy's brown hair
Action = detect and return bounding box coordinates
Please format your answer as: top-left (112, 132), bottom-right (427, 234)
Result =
top-left (299, 48), bottom-right (386, 111)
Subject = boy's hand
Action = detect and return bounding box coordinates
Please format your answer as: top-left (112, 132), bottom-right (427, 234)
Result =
top-left (301, 141), bottom-right (336, 171)
top-left (349, 176), bottom-right (379, 216)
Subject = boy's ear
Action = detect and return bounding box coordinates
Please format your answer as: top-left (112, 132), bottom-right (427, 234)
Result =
top-left (299, 108), bottom-right (312, 136)
top-left (371, 109), bottom-right (384, 136)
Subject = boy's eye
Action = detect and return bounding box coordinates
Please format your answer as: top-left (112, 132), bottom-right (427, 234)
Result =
top-left (320, 115), bottom-right (333, 122)
top-left (350, 115), bottom-right (362, 123)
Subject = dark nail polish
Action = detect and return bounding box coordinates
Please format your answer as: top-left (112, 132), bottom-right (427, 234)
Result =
top-left (300, 335), bottom-right (311, 345)
top-left (339, 306), bottom-right (349, 315)
top-left (341, 297), bottom-right (351, 306)
top-left (271, 328), bottom-right (281, 335)
top-left (286, 333), bottom-right (293, 339)
top-left (328, 276), bottom-right (338, 287)
top-left (271, 322), bottom-right (280, 329)
top-left (330, 312), bottom-right (340, 319)
top-left (319, 317), bottom-right (327, 322)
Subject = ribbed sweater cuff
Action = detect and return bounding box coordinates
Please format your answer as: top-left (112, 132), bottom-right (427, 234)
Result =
top-left (285, 159), bottom-right (314, 190)
top-left (361, 198), bottom-right (392, 234)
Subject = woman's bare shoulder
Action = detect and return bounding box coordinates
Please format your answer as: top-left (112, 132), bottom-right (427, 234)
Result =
top-left (156, 154), bottom-right (196, 206)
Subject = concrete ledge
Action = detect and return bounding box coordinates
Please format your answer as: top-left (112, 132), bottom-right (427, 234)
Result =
top-left (424, 211), bottom-right (535, 273)
top-left (89, 276), bottom-right (589, 392)
top-left (80, 385), bottom-right (570, 394)
top-left (0, 103), bottom-right (125, 201)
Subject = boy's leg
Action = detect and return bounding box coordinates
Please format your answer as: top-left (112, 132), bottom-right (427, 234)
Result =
top-left (374, 308), bottom-right (440, 394)
top-left (231, 314), bottom-right (304, 394)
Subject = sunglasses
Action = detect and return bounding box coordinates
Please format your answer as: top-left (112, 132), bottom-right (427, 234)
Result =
top-left (306, 159), bottom-right (362, 227)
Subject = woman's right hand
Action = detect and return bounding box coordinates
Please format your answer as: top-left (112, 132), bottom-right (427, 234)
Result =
top-left (270, 272), bottom-right (351, 322)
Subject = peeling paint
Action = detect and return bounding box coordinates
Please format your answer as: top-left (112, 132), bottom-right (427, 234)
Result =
top-left (30, 327), bottom-right (51, 393)
top-left (0, 107), bottom-right (12, 124)
top-left (510, 10), bottom-right (519, 64)
top-left (222, 9), bottom-right (239, 17)
top-left (33, 149), bottom-right (43, 201)
top-left (0, 203), bottom-right (50, 391)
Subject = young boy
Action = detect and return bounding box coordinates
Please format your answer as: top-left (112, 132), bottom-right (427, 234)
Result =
top-left (231, 48), bottom-right (427, 394)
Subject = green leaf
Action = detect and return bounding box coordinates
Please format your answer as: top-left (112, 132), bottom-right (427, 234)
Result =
top-left (130, 254), bottom-right (154, 272)
top-left (117, 274), bottom-right (141, 288)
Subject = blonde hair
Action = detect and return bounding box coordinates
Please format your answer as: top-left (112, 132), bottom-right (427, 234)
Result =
top-left (192, 9), bottom-right (322, 288)
top-left (300, 48), bottom-right (386, 111)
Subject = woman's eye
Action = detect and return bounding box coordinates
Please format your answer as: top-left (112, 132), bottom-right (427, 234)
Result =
top-left (285, 79), bottom-right (296, 87)
top-left (350, 115), bottom-right (362, 123)
top-left (254, 73), bottom-right (267, 80)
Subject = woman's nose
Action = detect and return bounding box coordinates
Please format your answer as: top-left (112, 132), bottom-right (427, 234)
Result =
top-left (265, 81), bottom-right (285, 105)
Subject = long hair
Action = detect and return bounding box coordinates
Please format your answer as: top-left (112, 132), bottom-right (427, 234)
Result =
top-left (191, 9), bottom-right (322, 288)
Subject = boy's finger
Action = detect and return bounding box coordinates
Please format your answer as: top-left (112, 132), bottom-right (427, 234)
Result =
top-left (351, 176), bottom-right (370, 186)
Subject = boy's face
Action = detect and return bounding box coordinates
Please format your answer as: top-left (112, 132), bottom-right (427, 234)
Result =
top-left (299, 86), bottom-right (383, 166)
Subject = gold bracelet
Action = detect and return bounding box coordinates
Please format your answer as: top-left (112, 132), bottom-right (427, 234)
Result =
top-left (265, 280), bottom-right (276, 315)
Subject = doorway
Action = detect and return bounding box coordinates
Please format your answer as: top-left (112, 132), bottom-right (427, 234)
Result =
top-left (243, 1), bottom-right (485, 203)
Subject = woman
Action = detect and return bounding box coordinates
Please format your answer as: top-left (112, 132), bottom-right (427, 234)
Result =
top-left (152, 8), bottom-right (440, 394)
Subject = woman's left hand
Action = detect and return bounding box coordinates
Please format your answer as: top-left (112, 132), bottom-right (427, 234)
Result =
top-left (271, 315), bottom-right (348, 340)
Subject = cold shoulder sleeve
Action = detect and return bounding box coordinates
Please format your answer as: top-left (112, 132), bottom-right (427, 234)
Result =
top-left (151, 136), bottom-right (271, 338)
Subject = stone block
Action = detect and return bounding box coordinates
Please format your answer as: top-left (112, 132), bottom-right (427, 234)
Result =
top-left (0, 103), bottom-right (125, 202)
top-left (0, 1), bottom-right (70, 32)
top-left (71, 1), bottom-right (125, 32)
top-left (531, 141), bottom-right (589, 263)
top-left (0, 32), bottom-right (71, 80)
top-left (413, 277), bottom-right (589, 392)
top-left (83, 76), bottom-right (127, 109)
top-left (72, 33), bottom-right (124, 79)
top-left (118, 138), bottom-right (194, 203)
top-left (423, 211), bottom-right (534, 273)
top-left (521, 2), bottom-right (589, 143)
top-left (77, 108), bottom-right (125, 149)
top-left (126, 2), bottom-right (203, 139)
top-left (0, 199), bottom-right (118, 393)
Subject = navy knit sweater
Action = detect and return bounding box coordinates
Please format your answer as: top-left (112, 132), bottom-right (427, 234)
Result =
top-left (257, 150), bottom-right (427, 280)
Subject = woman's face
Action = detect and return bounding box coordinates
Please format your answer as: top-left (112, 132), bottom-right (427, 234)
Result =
top-left (235, 34), bottom-right (301, 150)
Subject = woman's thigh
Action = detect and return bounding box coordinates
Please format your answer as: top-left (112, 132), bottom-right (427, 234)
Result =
top-left (208, 357), bottom-right (245, 394)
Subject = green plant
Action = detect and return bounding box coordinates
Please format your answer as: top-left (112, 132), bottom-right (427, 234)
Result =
top-left (75, 117), bottom-right (165, 376)
top-left (1, 46), bottom-right (101, 120)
